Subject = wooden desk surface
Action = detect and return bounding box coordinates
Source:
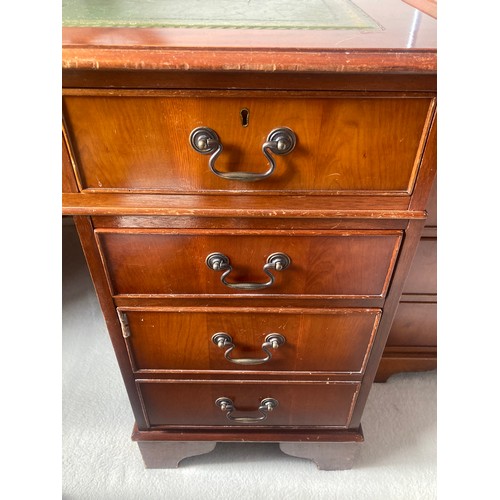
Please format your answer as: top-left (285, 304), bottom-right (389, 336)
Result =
top-left (62, 0), bottom-right (436, 75)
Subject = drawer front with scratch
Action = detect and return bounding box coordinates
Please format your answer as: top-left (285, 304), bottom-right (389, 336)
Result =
top-left (96, 229), bottom-right (402, 298)
top-left (137, 379), bottom-right (360, 428)
top-left (63, 94), bottom-right (433, 194)
top-left (118, 307), bottom-right (380, 374)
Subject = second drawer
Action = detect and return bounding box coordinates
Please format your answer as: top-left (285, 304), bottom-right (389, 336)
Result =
top-left (97, 229), bottom-right (402, 298)
top-left (118, 307), bottom-right (380, 374)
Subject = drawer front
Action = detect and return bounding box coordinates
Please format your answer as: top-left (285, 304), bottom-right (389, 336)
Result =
top-left (119, 307), bottom-right (380, 373)
top-left (402, 237), bottom-right (436, 294)
top-left (97, 229), bottom-right (402, 298)
top-left (386, 302), bottom-right (437, 347)
top-left (64, 95), bottom-right (432, 194)
top-left (137, 380), bottom-right (360, 428)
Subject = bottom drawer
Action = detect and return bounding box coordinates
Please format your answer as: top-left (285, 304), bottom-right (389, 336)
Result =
top-left (138, 380), bottom-right (360, 428)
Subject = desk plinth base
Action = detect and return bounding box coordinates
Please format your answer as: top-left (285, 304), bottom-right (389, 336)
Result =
top-left (132, 425), bottom-right (364, 470)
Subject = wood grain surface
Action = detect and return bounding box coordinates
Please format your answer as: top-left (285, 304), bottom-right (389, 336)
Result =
top-left (119, 307), bottom-right (380, 373)
top-left (95, 228), bottom-right (402, 298)
top-left (63, 94), bottom-right (433, 194)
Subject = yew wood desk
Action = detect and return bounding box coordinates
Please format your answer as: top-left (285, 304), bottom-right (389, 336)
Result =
top-left (62, 0), bottom-right (437, 470)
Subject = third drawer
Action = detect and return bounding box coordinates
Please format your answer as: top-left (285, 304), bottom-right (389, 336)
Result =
top-left (118, 307), bottom-right (380, 374)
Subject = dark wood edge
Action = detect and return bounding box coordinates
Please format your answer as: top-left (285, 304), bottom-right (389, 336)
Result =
top-left (62, 88), bottom-right (436, 98)
top-left (398, 293), bottom-right (436, 303)
top-left (62, 44), bottom-right (436, 75)
top-left (409, 109), bottom-right (437, 211)
top-left (62, 70), bottom-right (437, 91)
top-left (113, 296), bottom-right (386, 309)
top-left (382, 346), bottom-right (437, 355)
top-left (130, 371), bottom-right (365, 381)
top-left (62, 193), bottom-right (426, 218)
top-left (91, 215), bottom-right (409, 231)
top-left (117, 305), bottom-right (381, 314)
top-left (375, 349), bottom-right (437, 382)
top-left (131, 423), bottom-right (364, 443)
top-left (62, 129), bottom-right (79, 193)
top-left (421, 226), bottom-right (437, 237)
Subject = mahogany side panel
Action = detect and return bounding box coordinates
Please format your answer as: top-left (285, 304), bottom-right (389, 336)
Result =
top-left (72, 216), bottom-right (148, 429)
top-left (377, 154), bottom-right (437, 381)
top-left (348, 218), bottom-right (426, 427)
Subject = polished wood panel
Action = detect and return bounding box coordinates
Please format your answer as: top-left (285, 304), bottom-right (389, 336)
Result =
top-left (386, 302), bottom-right (436, 347)
top-left (95, 229), bottom-right (402, 298)
top-left (120, 307), bottom-right (380, 373)
top-left (63, 94), bottom-right (432, 194)
top-left (137, 380), bottom-right (359, 428)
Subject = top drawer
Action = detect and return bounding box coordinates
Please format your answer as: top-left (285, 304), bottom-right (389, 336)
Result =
top-left (63, 93), bottom-right (434, 195)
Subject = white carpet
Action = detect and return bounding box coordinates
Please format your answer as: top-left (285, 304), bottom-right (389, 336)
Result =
top-left (62, 221), bottom-right (436, 499)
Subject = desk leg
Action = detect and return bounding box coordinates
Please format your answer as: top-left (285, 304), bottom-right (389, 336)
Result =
top-left (279, 441), bottom-right (361, 470)
top-left (137, 441), bottom-right (217, 469)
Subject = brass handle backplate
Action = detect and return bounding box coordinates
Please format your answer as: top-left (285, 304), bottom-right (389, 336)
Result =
top-left (206, 252), bottom-right (291, 290)
top-left (215, 397), bottom-right (278, 423)
top-left (212, 333), bottom-right (286, 365)
top-left (189, 126), bottom-right (296, 181)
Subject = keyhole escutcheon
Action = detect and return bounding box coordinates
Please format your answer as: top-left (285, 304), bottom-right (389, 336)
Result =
top-left (240, 108), bottom-right (250, 127)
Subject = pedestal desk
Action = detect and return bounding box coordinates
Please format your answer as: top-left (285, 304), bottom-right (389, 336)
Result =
top-left (62, 0), bottom-right (437, 470)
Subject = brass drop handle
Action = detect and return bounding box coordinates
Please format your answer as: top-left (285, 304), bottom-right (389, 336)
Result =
top-left (206, 252), bottom-right (291, 290)
top-left (212, 333), bottom-right (286, 365)
top-left (189, 127), bottom-right (296, 181)
top-left (215, 397), bottom-right (278, 423)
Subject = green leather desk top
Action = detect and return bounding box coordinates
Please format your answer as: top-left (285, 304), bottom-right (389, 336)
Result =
top-left (62, 0), bottom-right (381, 30)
